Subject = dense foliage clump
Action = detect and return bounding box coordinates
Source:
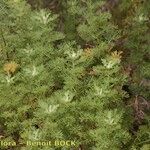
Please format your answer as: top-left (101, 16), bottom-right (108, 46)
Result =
top-left (0, 0), bottom-right (149, 150)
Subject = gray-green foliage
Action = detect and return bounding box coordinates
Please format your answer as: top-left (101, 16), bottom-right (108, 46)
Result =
top-left (0, 0), bottom-right (149, 150)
